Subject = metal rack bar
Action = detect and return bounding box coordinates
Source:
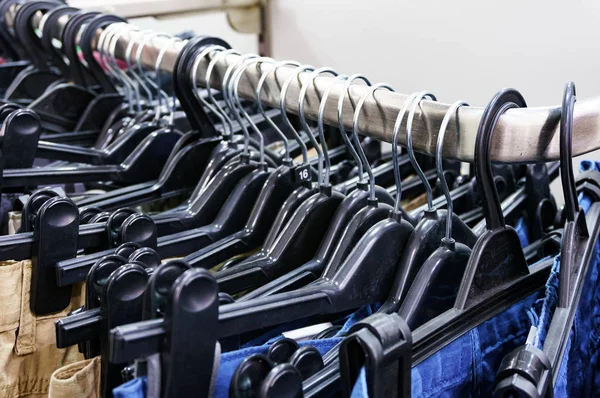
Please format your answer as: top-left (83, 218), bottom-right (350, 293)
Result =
top-left (31, 9), bottom-right (600, 163)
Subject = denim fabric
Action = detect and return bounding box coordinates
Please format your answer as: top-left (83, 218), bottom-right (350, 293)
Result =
top-left (113, 376), bottom-right (147, 398)
top-left (526, 159), bottom-right (600, 397)
top-left (350, 161), bottom-right (600, 398)
top-left (515, 217), bottom-right (529, 248)
top-left (350, 292), bottom-right (540, 397)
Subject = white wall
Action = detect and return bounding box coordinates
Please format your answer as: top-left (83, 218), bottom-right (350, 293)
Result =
top-left (130, 12), bottom-right (259, 54)
top-left (268, 1), bottom-right (600, 204)
top-left (268, 0), bottom-right (600, 107)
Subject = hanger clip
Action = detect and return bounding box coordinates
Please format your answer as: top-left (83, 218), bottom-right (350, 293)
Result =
top-left (494, 340), bottom-right (553, 398)
top-left (339, 313), bottom-right (412, 398)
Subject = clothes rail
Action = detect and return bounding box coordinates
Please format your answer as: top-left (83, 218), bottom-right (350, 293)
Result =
top-left (19, 8), bottom-right (600, 163)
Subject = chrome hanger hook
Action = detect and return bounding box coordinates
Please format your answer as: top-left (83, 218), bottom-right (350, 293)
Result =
top-left (280, 64), bottom-right (313, 164)
top-left (108, 23), bottom-right (144, 113)
top-left (154, 36), bottom-right (182, 124)
top-left (391, 91), bottom-right (419, 215)
top-left (232, 57), bottom-right (275, 165)
top-left (135, 31), bottom-right (168, 103)
top-left (223, 53), bottom-right (258, 155)
top-left (318, 74), bottom-right (350, 186)
top-left (256, 60), bottom-right (300, 163)
top-left (191, 45), bottom-right (229, 136)
top-left (406, 91), bottom-right (437, 210)
top-left (98, 24), bottom-right (134, 112)
top-left (353, 83), bottom-right (396, 201)
top-left (339, 74), bottom-right (372, 185)
top-left (437, 100), bottom-right (468, 243)
top-left (125, 28), bottom-right (154, 103)
top-left (325, 75), bottom-right (363, 180)
top-left (299, 67), bottom-right (338, 186)
top-left (205, 48), bottom-right (242, 137)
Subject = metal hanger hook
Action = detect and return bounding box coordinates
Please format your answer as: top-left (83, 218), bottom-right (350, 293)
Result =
top-left (232, 57), bottom-right (276, 165)
top-left (98, 24), bottom-right (134, 112)
top-left (205, 48), bottom-right (242, 137)
top-left (318, 74), bottom-right (350, 186)
top-left (437, 100), bottom-right (468, 243)
top-left (339, 74), bottom-right (372, 185)
top-left (330, 75), bottom-right (364, 180)
top-left (280, 64), bottom-right (314, 164)
top-left (299, 67), bottom-right (338, 187)
top-left (191, 45), bottom-right (229, 136)
top-left (256, 60), bottom-right (300, 163)
top-left (108, 23), bottom-right (144, 113)
top-left (353, 83), bottom-right (396, 201)
top-left (125, 28), bottom-right (154, 103)
top-left (223, 53), bottom-right (259, 156)
top-left (154, 36), bottom-right (183, 124)
top-left (135, 31), bottom-right (168, 104)
top-left (406, 91), bottom-right (437, 210)
top-left (391, 91), bottom-right (419, 215)
top-left (147, 32), bottom-right (174, 117)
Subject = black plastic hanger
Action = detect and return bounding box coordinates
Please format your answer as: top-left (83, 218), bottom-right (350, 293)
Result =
top-left (26, 11), bottom-right (98, 132)
top-left (0, 108), bottom-right (42, 169)
top-left (108, 99), bottom-right (418, 382)
top-left (237, 78), bottom-right (398, 301)
top-left (397, 100), bottom-right (474, 329)
top-left (494, 82), bottom-right (600, 397)
top-left (56, 262), bottom-right (149, 397)
top-left (0, 0), bottom-right (27, 62)
top-left (403, 88), bottom-right (554, 365)
top-left (214, 68), bottom-right (362, 293)
top-left (302, 88), bottom-right (557, 398)
top-left (378, 93), bottom-right (478, 314)
top-left (2, 1), bottom-right (64, 102)
top-left (179, 64), bottom-right (326, 269)
top-left (1, 126), bottom-right (182, 187)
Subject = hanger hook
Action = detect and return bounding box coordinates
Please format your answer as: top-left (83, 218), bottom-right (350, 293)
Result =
top-left (232, 56), bottom-right (276, 165)
top-left (147, 32), bottom-right (174, 118)
top-left (135, 31), bottom-right (167, 103)
top-left (437, 100), bottom-right (468, 242)
top-left (561, 81), bottom-right (578, 222)
top-left (256, 60), bottom-right (300, 163)
top-left (353, 83), bottom-right (395, 201)
top-left (391, 91), bottom-right (419, 215)
top-left (125, 28), bottom-right (154, 103)
top-left (223, 53), bottom-right (259, 156)
top-left (191, 45), bottom-right (229, 136)
top-left (280, 65), bottom-right (313, 164)
top-left (205, 48), bottom-right (241, 136)
top-left (475, 88), bottom-right (527, 231)
top-left (406, 91), bottom-right (437, 210)
top-left (98, 24), bottom-right (134, 112)
top-left (108, 23), bottom-right (144, 113)
top-left (154, 36), bottom-right (182, 125)
top-left (328, 75), bottom-right (363, 180)
top-left (299, 67), bottom-right (338, 186)
top-left (339, 74), bottom-right (372, 185)
top-left (318, 74), bottom-right (350, 186)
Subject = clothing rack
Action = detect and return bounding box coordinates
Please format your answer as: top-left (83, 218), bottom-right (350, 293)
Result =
top-left (22, 8), bottom-right (600, 163)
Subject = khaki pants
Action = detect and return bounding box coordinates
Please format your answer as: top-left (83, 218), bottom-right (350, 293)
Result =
top-left (48, 358), bottom-right (100, 398)
top-left (0, 260), bottom-right (85, 398)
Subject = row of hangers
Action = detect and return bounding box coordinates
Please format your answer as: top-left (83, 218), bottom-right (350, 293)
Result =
top-left (0, 2), bottom-right (597, 396)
